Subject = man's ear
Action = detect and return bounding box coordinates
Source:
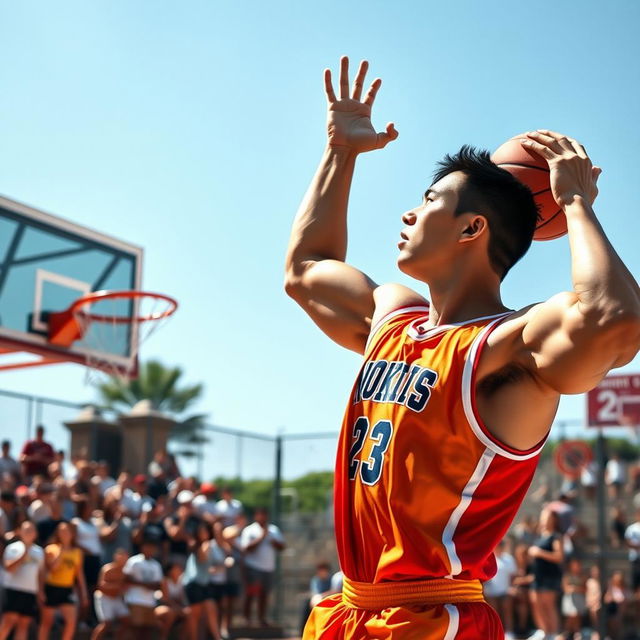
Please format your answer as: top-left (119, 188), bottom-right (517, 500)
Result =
top-left (459, 214), bottom-right (488, 243)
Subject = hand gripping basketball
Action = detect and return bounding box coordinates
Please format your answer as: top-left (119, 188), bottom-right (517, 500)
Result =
top-left (324, 56), bottom-right (398, 152)
top-left (521, 130), bottom-right (602, 210)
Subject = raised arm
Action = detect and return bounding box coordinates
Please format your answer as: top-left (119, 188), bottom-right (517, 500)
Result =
top-left (487, 131), bottom-right (640, 396)
top-left (284, 56), bottom-right (399, 353)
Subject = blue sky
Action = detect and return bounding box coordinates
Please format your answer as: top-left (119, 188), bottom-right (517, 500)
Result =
top-left (1, 1), bottom-right (639, 471)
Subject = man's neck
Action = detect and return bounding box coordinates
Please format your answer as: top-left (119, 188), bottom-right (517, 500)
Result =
top-left (426, 266), bottom-right (508, 326)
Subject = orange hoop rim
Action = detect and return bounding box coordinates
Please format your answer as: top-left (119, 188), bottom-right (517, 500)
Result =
top-left (70, 290), bottom-right (178, 324)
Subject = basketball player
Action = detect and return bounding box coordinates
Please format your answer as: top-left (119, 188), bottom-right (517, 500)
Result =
top-left (284, 57), bottom-right (640, 639)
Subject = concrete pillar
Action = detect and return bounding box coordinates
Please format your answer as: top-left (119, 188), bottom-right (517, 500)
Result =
top-left (118, 400), bottom-right (177, 475)
top-left (64, 406), bottom-right (122, 474)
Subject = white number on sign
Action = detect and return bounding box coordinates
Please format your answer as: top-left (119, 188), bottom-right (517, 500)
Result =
top-left (597, 390), bottom-right (619, 422)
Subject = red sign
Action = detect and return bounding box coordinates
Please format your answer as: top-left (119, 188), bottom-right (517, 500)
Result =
top-left (554, 440), bottom-right (593, 477)
top-left (587, 374), bottom-right (640, 427)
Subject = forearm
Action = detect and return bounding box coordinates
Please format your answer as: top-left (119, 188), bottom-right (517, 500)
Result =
top-left (285, 146), bottom-right (357, 276)
top-left (566, 197), bottom-right (640, 320)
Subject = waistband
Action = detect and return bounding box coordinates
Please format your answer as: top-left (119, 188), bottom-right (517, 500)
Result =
top-left (342, 576), bottom-right (485, 609)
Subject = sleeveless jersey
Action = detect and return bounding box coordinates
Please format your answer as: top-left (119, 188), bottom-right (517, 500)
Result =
top-left (334, 305), bottom-right (548, 584)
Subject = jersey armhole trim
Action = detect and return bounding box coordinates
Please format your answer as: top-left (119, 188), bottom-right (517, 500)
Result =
top-left (462, 316), bottom-right (549, 461)
top-left (365, 305), bottom-right (430, 352)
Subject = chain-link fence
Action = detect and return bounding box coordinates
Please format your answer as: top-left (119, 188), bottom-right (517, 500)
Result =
top-left (2, 387), bottom-right (639, 635)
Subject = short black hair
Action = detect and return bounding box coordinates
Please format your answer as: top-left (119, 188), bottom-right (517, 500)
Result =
top-left (432, 145), bottom-right (538, 279)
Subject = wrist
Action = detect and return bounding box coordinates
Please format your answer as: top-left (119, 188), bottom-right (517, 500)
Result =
top-left (325, 144), bottom-right (359, 161)
top-left (561, 194), bottom-right (591, 213)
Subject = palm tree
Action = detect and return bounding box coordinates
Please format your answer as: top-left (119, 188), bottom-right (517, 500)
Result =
top-left (93, 359), bottom-right (208, 453)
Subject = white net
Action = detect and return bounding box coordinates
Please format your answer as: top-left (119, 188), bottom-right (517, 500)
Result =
top-left (72, 293), bottom-right (176, 384)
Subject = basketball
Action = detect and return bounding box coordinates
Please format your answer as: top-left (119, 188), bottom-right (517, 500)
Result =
top-left (491, 133), bottom-right (567, 241)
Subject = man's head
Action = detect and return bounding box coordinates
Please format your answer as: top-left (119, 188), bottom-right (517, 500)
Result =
top-left (141, 540), bottom-right (158, 559)
top-left (1, 440), bottom-right (9, 456)
top-left (113, 547), bottom-right (129, 567)
top-left (254, 507), bottom-right (269, 526)
top-left (35, 425), bottom-right (45, 441)
top-left (398, 146), bottom-right (538, 284)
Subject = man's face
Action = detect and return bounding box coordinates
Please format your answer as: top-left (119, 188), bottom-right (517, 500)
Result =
top-left (1, 443), bottom-right (9, 456)
top-left (36, 428), bottom-right (44, 441)
top-left (397, 171), bottom-right (472, 282)
top-left (255, 510), bottom-right (268, 526)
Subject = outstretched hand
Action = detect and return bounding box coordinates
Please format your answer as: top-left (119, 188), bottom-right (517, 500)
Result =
top-left (324, 56), bottom-right (398, 153)
top-left (521, 130), bottom-right (601, 209)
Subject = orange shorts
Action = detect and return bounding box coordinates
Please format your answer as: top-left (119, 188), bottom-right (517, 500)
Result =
top-left (302, 578), bottom-right (503, 640)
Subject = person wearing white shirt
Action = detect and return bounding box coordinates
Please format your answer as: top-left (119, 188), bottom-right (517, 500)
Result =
top-left (240, 508), bottom-right (285, 626)
top-left (606, 454), bottom-right (627, 499)
top-left (215, 488), bottom-right (243, 528)
top-left (625, 508), bottom-right (640, 601)
top-left (123, 541), bottom-right (163, 638)
top-left (484, 539), bottom-right (517, 640)
top-left (0, 521), bottom-right (44, 640)
top-left (192, 483), bottom-right (220, 524)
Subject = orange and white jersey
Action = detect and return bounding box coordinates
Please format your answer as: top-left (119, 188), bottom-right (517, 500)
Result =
top-left (334, 305), bottom-right (548, 584)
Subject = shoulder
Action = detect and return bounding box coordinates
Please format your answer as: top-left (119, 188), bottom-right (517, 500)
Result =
top-left (31, 544), bottom-right (44, 559)
top-left (4, 540), bottom-right (24, 556)
top-left (371, 283), bottom-right (428, 328)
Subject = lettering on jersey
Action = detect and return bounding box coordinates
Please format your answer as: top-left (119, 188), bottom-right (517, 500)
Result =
top-left (353, 359), bottom-right (438, 412)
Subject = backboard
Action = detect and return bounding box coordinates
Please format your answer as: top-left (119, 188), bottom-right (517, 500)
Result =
top-left (0, 194), bottom-right (143, 373)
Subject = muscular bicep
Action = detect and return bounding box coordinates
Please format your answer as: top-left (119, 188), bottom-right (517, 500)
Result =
top-left (285, 259), bottom-right (377, 353)
top-left (517, 292), bottom-right (637, 394)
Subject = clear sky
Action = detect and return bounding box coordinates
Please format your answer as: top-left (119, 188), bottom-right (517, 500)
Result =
top-left (1, 1), bottom-right (639, 469)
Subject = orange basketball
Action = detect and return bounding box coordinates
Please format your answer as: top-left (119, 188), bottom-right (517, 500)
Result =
top-left (491, 133), bottom-right (566, 241)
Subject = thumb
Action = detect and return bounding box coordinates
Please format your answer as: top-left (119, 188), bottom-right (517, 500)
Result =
top-left (376, 122), bottom-right (399, 149)
top-left (592, 166), bottom-right (603, 183)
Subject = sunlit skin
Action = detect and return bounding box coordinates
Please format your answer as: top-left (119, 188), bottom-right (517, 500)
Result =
top-left (286, 56), bottom-right (640, 453)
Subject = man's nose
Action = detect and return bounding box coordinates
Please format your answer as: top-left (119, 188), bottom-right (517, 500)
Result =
top-left (402, 210), bottom-right (416, 225)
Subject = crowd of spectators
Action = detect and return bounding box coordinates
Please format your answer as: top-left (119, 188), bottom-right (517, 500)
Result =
top-left (0, 427), bottom-right (286, 640)
top-left (485, 487), bottom-right (640, 640)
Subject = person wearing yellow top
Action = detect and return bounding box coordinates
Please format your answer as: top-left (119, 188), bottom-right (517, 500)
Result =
top-left (38, 522), bottom-right (89, 640)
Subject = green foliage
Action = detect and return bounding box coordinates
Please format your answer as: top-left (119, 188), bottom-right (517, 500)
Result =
top-left (93, 359), bottom-right (206, 440)
top-left (211, 471), bottom-right (335, 514)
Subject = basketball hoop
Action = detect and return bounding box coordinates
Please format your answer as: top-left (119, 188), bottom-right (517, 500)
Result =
top-left (47, 290), bottom-right (178, 381)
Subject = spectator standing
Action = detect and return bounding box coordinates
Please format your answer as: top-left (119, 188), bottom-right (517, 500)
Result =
top-left (606, 453), bottom-right (627, 500)
top-left (72, 499), bottom-right (103, 602)
top-left (610, 506), bottom-right (627, 549)
top-left (604, 570), bottom-right (629, 640)
top-left (193, 483), bottom-right (220, 524)
top-left (123, 540), bottom-right (163, 639)
top-left (585, 565), bottom-right (601, 636)
top-left (0, 441), bottom-right (21, 483)
top-left (624, 507), bottom-right (640, 628)
top-left (93, 461), bottom-right (116, 498)
top-left (94, 501), bottom-right (133, 564)
top-left (527, 508), bottom-right (564, 640)
top-left (511, 544), bottom-right (534, 638)
top-left (35, 498), bottom-right (65, 547)
top-left (91, 548), bottom-right (130, 640)
top-left (27, 483), bottom-right (55, 524)
top-left (154, 562), bottom-right (189, 640)
top-left (484, 538), bottom-right (516, 640)
top-left (182, 522), bottom-right (224, 640)
top-left (560, 557), bottom-right (587, 640)
top-left (580, 460), bottom-right (598, 501)
top-left (0, 521), bottom-right (44, 640)
top-left (241, 507), bottom-right (285, 627)
top-left (132, 500), bottom-right (170, 565)
top-left (299, 561), bottom-right (334, 635)
top-left (19, 426), bottom-right (55, 480)
top-left (219, 515), bottom-right (247, 638)
top-left (165, 490), bottom-right (201, 568)
top-left (0, 491), bottom-right (17, 539)
top-left (513, 516), bottom-right (537, 546)
top-left (216, 487), bottom-right (244, 528)
top-left (38, 521), bottom-right (88, 640)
